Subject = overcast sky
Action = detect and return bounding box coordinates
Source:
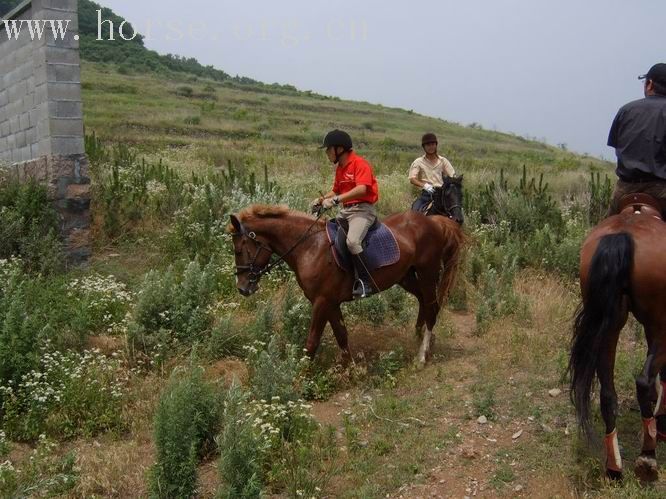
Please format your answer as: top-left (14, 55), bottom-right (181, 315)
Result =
top-left (99, 0), bottom-right (665, 159)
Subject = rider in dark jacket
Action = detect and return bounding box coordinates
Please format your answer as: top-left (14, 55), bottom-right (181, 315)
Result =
top-left (607, 63), bottom-right (666, 216)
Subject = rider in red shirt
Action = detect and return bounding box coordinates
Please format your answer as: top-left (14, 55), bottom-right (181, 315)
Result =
top-left (312, 130), bottom-right (380, 298)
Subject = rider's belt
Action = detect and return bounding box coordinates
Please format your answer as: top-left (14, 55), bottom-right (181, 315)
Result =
top-left (342, 201), bottom-right (372, 208)
top-left (619, 171), bottom-right (666, 184)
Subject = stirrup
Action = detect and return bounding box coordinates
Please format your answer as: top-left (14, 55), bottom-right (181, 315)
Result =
top-left (352, 279), bottom-right (375, 299)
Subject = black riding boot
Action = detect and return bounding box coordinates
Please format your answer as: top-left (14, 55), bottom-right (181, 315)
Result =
top-left (351, 251), bottom-right (376, 299)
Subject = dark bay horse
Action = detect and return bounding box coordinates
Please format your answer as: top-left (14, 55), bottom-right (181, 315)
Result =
top-left (569, 195), bottom-right (666, 482)
top-left (229, 178), bottom-right (466, 366)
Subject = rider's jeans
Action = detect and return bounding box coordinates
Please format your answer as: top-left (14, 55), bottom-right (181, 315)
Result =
top-left (411, 190), bottom-right (432, 212)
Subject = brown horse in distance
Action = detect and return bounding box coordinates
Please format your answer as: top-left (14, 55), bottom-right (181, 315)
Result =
top-left (569, 194), bottom-right (666, 482)
top-left (229, 195), bottom-right (466, 366)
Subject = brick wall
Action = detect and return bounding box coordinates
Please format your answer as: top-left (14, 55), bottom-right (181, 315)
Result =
top-left (0, 0), bottom-right (90, 263)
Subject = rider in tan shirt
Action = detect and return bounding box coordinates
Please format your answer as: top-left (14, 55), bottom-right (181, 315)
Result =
top-left (409, 133), bottom-right (456, 212)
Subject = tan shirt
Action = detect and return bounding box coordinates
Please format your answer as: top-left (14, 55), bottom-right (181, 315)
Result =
top-left (408, 155), bottom-right (456, 187)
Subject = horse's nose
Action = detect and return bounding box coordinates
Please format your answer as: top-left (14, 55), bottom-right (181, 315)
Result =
top-left (238, 286), bottom-right (252, 297)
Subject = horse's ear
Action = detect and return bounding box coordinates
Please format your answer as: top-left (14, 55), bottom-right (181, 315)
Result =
top-left (458, 174), bottom-right (464, 183)
top-left (230, 214), bottom-right (242, 233)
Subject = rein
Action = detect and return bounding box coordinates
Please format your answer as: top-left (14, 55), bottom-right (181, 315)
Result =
top-left (232, 212), bottom-right (324, 283)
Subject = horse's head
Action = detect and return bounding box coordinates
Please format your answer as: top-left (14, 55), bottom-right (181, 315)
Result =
top-left (229, 214), bottom-right (274, 296)
top-left (433, 175), bottom-right (464, 225)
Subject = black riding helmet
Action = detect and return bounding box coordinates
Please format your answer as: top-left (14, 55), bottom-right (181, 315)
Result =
top-left (320, 129), bottom-right (353, 151)
top-left (320, 129), bottom-right (353, 164)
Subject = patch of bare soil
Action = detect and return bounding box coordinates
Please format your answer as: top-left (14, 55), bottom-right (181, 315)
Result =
top-left (204, 358), bottom-right (248, 386)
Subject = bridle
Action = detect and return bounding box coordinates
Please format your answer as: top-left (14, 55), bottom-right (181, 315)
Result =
top-left (231, 212), bottom-right (323, 284)
top-left (431, 183), bottom-right (462, 220)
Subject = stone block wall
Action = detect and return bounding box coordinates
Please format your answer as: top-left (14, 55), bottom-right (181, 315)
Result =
top-left (0, 0), bottom-right (90, 263)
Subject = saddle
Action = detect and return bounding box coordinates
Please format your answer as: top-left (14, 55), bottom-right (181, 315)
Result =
top-left (618, 193), bottom-right (664, 220)
top-left (325, 219), bottom-right (400, 272)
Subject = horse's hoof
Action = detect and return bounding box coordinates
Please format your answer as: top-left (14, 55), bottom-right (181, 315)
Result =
top-left (414, 358), bottom-right (426, 370)
top-left (634, 455), bottom-right (659, 482)
top-left (606, 468), bottom-right (623, 481)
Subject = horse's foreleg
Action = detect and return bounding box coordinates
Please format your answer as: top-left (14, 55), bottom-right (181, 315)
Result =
top-left (329, 305), bottom-right (353, 364)
top-left (304, 298), bottom-right (331, 359)
top-left (399, 268), bottom-right (425, 338)
top-left (416, 325), bottom-right (433, 368)
top-left (415, 307), bottom-right (425, 339)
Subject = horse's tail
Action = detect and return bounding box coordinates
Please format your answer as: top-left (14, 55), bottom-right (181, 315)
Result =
top-left (435, 219), bottom-right (467, 307)
top-left (569, 232), bottom-right (634, 438)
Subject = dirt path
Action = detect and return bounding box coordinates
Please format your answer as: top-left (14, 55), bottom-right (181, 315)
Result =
top-left (310, 311), bottom-right (575, 498)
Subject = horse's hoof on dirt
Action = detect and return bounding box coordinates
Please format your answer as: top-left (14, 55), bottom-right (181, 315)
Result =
top-left (605, 468), bottom-right (623, 481)
top-left (634, 455), bottom-right (659, 482)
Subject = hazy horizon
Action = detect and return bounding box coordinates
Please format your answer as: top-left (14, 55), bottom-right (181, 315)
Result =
top-left (96, 0), bottom-right (665, 160)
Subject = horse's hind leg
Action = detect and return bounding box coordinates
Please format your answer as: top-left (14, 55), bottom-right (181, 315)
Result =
top-left (414, 301), bottom-right (441, 366)
top-left (597, 320), bottom-right (624, 480)
top-left (655, 365), bottom-right (666, 441)
top-left (414, 271), bottom-right (440, 368)
top-left (634, 326), bottom-right (666, 483)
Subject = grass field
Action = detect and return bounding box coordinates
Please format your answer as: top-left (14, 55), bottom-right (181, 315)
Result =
top-left (2, 60), bottom-right (663, 498)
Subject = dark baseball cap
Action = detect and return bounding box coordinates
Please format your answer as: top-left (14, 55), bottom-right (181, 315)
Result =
top-left (638, 63), bottom-right (666, 84)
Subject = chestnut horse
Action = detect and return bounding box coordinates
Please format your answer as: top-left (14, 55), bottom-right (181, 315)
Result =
top-left (229, 178), bottom-right (466, 366)
top-left (569, 194), bottom-right (666, 482)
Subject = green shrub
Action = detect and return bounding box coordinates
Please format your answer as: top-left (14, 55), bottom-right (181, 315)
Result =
top-left (217, 381), bottom-right (264, 498)
top-left (68, 273), bottom-right (133, 335)
top-left (0, 347), bottom-right (127, 440)
top-left (245, 336), bottom-right (308, 404)
top-left (207, 315), bottom-right (249, 359)
top-left (472, 385), bottom-right (497, 420)
top-left (176, 85), bottom-right (194, 97)
top-left (129, 261), bottom-right (219, 354)
top-left (588, 171), bottom-right (613, 225)
top-left (281, 289), bottom-right (310, 346)
top-left (473, 166), bottom-right (562, 237)
top-left (265, 408), bottom-right (332, 498)
top-left (0, 435), bottom-right (77, 498)
top-left (369, 349), bottom-right (405, 388)
top-left (302, 367), bottom-right (338, 401)
top-left (473, 256), bottom-right (522, 335)
top-left (217, 335), bottom-right (335, 496)
top-left (248, 301), bottom-right (274, 345)
top-left (0, 430), bottom-right (9, 457)
top-left (0, 180), bottom-right (64, 274)
top-left (0, 276), bottom-right (44, 388)
top-left (150, 363), bottom-right (220, 499)
top-left (0, 260), bottom-right (108, 392)
top-left (345, 293), bottom-right (388, 326)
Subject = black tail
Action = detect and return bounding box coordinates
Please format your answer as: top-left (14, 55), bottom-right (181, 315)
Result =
top-left (569, 232), bottom-right (634, 438)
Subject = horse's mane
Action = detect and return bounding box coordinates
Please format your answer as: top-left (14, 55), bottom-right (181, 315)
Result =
top-left (238, 204), bottom-right (290, 219)
top-left (227, 204), bottom-right (321, 233)
top-left (435, 217), bottom-right (468, 306)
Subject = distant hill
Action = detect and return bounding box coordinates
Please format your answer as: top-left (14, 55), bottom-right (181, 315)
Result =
top-left (1, 1), bottom-right (297, 92)
top-left (76, 0), bottom-right (247, 84)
